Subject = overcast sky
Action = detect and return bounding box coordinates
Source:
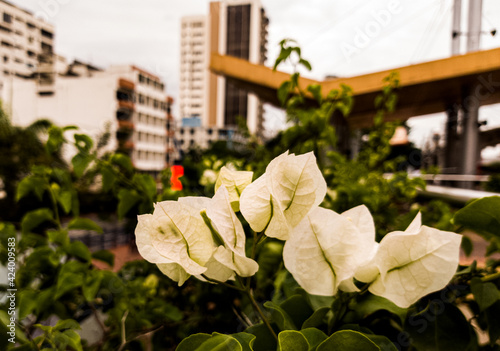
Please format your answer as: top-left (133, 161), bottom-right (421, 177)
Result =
top-left (7, 0), bottom-right (500, 152)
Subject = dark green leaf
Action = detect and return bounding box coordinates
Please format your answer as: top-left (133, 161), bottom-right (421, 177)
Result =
top-left (67, 218), bottom-right (103, 234)
top-left (91, 250), bottom-right (114, 267)
top-left (453, 197), bottom-right (500, 238)
top-left (245, 322), bottom-right (278, 351)
top-left (16, 175), bottom-right (47, 202)
top-left (55, 261), bottom-right (87, 299)
top-left (302, 307), bottom-right (330, 329)
top-left (133, 173), bottom-right (157, 199)
top-left (18, 289), bottom-right (37, 320)
top-left (307, 84), bottom-right (322, 104)
top-left (485, 301), bottom-right (500, 345)
top-left (60, 329), bottom-right (83, 351)
top-left (471, 278), bottom-right (500, 311)
top-left (350, 294), bottom-right (407, 323)
top-left (278, 81), bottom-right (291, 106)
top-left (176, 333), bottom-right (212, 351)
top-left (264, 301), bottom-right (296, 331)
top-left (230, 333), bottom-right (256, 351)
top-left (300, 328), bottom-right (327, 351)
top-left (57, 190), bottom-right (73, 214)
top-left (117, 189), bottom-right (142, 219)
top-left (405, 302), bottom-right (477, 351)
top-left (110, 153), bottom-right (134, 173)
top-left (164, 303), bottom-right (183, 322)
top-left (74, 134), bottom-right (93, 152)
top-left (279, 295), bottom-right (314, 330)
top-left (21, 208), bottom-right (54, 234)
top-left (364, 335), bottom-right (398, 351)
top-left (54, 319), bottom-right (80, 331)
top-left (278, 330), bottom-right (309, 351)
top-left (299, 58), bottom-right (312, 71)
top-left (64, 241), bottom-right (91, 262)
top-left (317, 330), bottom-right (380, 351)
top-left (82, 271), bottom-right (102, 301)
top-left (461, 236), bottom-right (474, 257)
top-left (71, 153), bottom-right (92, 178)
top-left (101, 165), bottom-right (116, 192)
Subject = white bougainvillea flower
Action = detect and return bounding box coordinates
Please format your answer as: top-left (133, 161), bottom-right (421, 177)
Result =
top-left (283, 206), bottom-right (377, 296)
top-left (240, 151), bottom-right (326, 240)
top-left (205, 186), bottom-right (259, 278)
top-left (355, 213), bottom-right (462, 308)
top-left (135, 201), bottom-right (215, 286)
top-left (214, 166), bottom-right (253, 212)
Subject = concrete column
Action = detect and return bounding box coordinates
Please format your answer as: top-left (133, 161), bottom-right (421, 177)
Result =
top-left (444, 104), bottom-right (460, 174)
top-left (466, 0), bottom-right (482, 52)
top-left (461, 85), bottom-right (480, 187)
top-left (451, 0), bottom-right (462, 55)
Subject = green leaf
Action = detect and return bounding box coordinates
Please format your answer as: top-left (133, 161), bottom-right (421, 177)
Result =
top-left (278, 81), bottom-right (291, 106)
top-left (300, 328), bottom-right (327, 351)
top-left (82, 271), bottom-right (102, 302)
top-left (405, 302), bottom-right (477, 351)
top-left (72, 153), bottom-right (92, 178)
top-left (302, 307), bottom-right (330, 329)
top-left (16, 175), bottom-right (47, 202)
top-left (67, 218), bottom-right (103, 234)
top-left (176, 333), bottom-right (212, 351)
top-left (46, 126), bottom-right (65, 154)
top-left (57, 190), bottom-right (73, 214)
top-left (279, 295), bottom-right (314, 330)
top-left (471, 277), bottom-right (500, 311)
top-left (60, 329), bottom-right (83, 351)
top-left (110, 153), bottom-right (134, 173)
top-left (101, 165), bottom-right (116, 192)
top-left (350, 294), bottom-right (408, 323)
top-left (91, 250), bottom-right (114, 267)
top-left (47, 229), bottom-right (69, 246)
top-left (461, 235), bottom-right (473, 257)
top-left (453, 196), bottom-right (500, 238)
top-left (64, 241), bottom-right (91, 262)
top-left (74, 133), bottom-right (93, 152)
top-left (54, 319), bottom-right (81, 331)
top-left (245, 322), bottom-right (278, 351)
top-left (364, 335), bottom-right (398, 351)
top-left (264, 301), bottom-right (297, 331)
top-left (133, 173), bottom-right (157, 199)
top-left (164, 303), bottom-right (183, 322)
top-left (18, 289), bottom-right (38, 320)
top-left (299, 58), bottom-right (312, 71)
top-left (485, 301), bottom-right (500, 345)
top-left (117, 189), bottom-right (142, 219)
top-left (21, 208), bottom-right (54, 234)
top-left (55, 261), bottom-right (87, 299)
top-left (278, 330), bottom-right (309, 351)
top-left (181, 333), bottom-right (242, 351)
top-left (307, 84), bottom-right (322, 104)
top-left (230, 333), bottom-right (256, 351)
top-left (317, 330), bottom-right (380, 351)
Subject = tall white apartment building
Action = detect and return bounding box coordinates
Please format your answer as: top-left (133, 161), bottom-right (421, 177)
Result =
top-left (178, 0), bottom-right (268, 151)
top-left (0, 0), bottom-right (55, 108)
top-left (179, 15), bottom-right (207, 123)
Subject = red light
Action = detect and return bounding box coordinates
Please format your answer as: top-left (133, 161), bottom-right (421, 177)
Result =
top-left (171, 165), bottom-right (184, 191)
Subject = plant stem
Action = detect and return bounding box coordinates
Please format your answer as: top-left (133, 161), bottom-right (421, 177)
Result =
top-left (201, 274), bottom-right (246, 292)
top-left (481, 271), bottom-right (500, 283)
top-left (47, 186), bottom-right (62, 230)
top-left (245, 288), bottom-right (277, 341)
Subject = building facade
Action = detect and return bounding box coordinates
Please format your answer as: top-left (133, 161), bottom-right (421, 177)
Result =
top-left (179, 0), bottom-right (268, 144)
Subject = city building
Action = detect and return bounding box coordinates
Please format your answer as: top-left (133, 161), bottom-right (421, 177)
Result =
top-left (0, 1), bottom-right (175, 176)
top-left (179, 0), bottom-right (268, 147)
top-left (0, 0), bottom-right (55, 109)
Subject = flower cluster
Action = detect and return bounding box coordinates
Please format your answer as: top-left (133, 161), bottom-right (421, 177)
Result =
top-left (135, 151), bottom-right (462, 308)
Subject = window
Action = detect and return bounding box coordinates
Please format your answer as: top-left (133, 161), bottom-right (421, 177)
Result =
top-left (26, 22), bottom-right (36, 29)
top-left (3, 56), bottom-right (8, 63)
top-left (138, 94), bottom-right (145, 104)
top-left (27, 50), bottom-right (36, 57)
top-left (28, 36), bottom-right (34, 44)
top-left (41, 29), bottom-right (53, 39)
top-left (3, 13), bottom-right (12, 24)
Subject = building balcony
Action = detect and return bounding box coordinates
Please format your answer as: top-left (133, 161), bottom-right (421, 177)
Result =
top-left (118, 78), bottom-right (135, 91)
top-left (117, 120), bottom-right (135, 130)
top-left (118, 100), bottom-right (135, 111)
